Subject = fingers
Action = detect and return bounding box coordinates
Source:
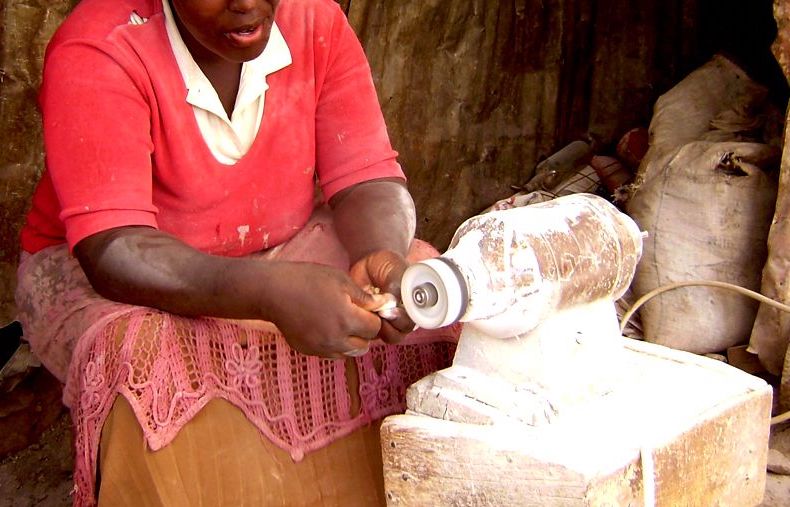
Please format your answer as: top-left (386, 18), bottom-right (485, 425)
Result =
top-left (338, 297), bottom-right (412, 355)
top-left (279, 271), bottom-right (383, 359)
top-left (342, 336), bottom-right (372, 357)
top-left (344, 288), bottom-right (383, 342)
top-left (340, 309), bottom-right (414, 353)
top-left (349, 252), bottom-right (417, 345)
top-left (350, 250), bottom-right (409, 295)
top-left (297, 259), bottom-right (416, 358)
top-left (347, 280), bottom-right (380, 310)
top-left (304, 309), bottom-right (380, 359)
top-left (378, 307), bottom-right (415, 335)
top-left (335, 292), bottom-right (413, 356)
top-left (361, 292), bottom-right (397, 313)
top-left (316, 275), bottom-right (385, 358)
top-left (378, 320), bottom-right (408, 344)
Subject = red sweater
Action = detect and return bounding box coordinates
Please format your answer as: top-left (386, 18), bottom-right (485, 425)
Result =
top-left (21, 0), bottom-right (404, 256)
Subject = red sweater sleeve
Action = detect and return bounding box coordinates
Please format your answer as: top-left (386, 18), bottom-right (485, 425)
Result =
top-left (40, 39), bottom-right (158, 251)
top-left (313, 3), bottom-right (405, 201)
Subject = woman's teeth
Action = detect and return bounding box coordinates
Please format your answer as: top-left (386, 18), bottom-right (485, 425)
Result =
top-left (224, 23), bottom-right (264, 46)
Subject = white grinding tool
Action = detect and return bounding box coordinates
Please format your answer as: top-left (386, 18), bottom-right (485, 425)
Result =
top-left (401, 193), bottom-right (643, 339)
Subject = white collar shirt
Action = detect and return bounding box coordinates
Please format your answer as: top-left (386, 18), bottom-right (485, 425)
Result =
top-left (160, 0), bottom-right (292, 165)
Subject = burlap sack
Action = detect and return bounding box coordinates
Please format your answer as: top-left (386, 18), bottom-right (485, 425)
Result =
top-left (628, 141), bottom-right (778, 353)
top-left (642, 55), bottom-right (772, 171)
top-left (625, 52), bottom-right (784, 355)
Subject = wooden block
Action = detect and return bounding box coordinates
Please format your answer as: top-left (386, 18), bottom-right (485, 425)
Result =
top-left (382, 339), bottom-right (771, 506)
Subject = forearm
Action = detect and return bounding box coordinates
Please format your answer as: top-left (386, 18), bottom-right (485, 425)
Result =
top-left (330, 178), bottom-right (416, 264)
top-left (74, 226), bottom-right (281, 320)
top-left (74, 225), bottom-right (389, 357)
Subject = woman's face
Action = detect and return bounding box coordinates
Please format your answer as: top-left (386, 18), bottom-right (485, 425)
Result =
top-left (169, 0), bottom-right (280, 63)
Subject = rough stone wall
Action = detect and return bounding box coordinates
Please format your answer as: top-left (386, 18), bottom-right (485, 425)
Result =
top-left (751, 0), bottom-right (790, 401)
top-left (0, 0), bottom-right (78, 325)
top-left (775, 0), bottom-right (790, 75)
top-left (347, 0), bottom-right (702, 248)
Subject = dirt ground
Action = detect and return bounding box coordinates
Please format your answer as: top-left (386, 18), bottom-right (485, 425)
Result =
top-left (764, 473), bottom-right (790, 506)
top-left (0, 412), bottom-right (72, 507)
top-left (1, 412), bottom-right (790, 506)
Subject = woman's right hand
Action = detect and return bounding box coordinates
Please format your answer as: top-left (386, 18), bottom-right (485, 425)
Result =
top-left (260, 261), bottom-right (386, 358)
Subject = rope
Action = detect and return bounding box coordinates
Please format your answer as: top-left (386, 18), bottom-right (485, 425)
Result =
top-left (618, 279), bottom-right (790, 426)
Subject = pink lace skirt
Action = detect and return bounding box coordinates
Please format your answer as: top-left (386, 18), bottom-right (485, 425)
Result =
top-left (15, 208), bottom-right (459, 506)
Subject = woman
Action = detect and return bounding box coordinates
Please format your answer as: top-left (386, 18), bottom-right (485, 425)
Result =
top-left (15, 0), bottom-right (458, 504)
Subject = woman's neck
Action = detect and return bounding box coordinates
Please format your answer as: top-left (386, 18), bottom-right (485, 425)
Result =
top-left (196, 59), bottom-right (243, 118)
top-left (168, 0), bottom-right (242, 117)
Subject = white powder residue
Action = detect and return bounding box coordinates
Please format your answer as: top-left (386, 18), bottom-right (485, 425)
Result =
top-left (237, 225), bottom-right (250, 245)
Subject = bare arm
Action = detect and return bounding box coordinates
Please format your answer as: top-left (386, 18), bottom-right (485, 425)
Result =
top-left (74, 227), bottom-right (383, 358)
top-left (329, 177), bottom-right (419, 342)
top-left (74, 178), bottom-right (418, 354)
top-left (329, 177), bottom-right (416, 263)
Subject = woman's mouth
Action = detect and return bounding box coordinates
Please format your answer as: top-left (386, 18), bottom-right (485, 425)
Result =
top-left (224, 23), bottom-right (265, 47)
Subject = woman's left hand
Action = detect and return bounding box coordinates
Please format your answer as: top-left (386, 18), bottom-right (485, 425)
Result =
top-left (350, 250), bottom-right (415, 344)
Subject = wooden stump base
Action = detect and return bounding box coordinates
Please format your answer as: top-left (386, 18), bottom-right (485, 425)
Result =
top-left (381, 339), bottom-right (772, 506)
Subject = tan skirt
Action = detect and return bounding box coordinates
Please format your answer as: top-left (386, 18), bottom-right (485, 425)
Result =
top-left (98, 397), bottom-right (387, 506)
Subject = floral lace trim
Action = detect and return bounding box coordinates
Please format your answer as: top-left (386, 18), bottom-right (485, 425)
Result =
top-left (67, 309), bottom-right (457, 506)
